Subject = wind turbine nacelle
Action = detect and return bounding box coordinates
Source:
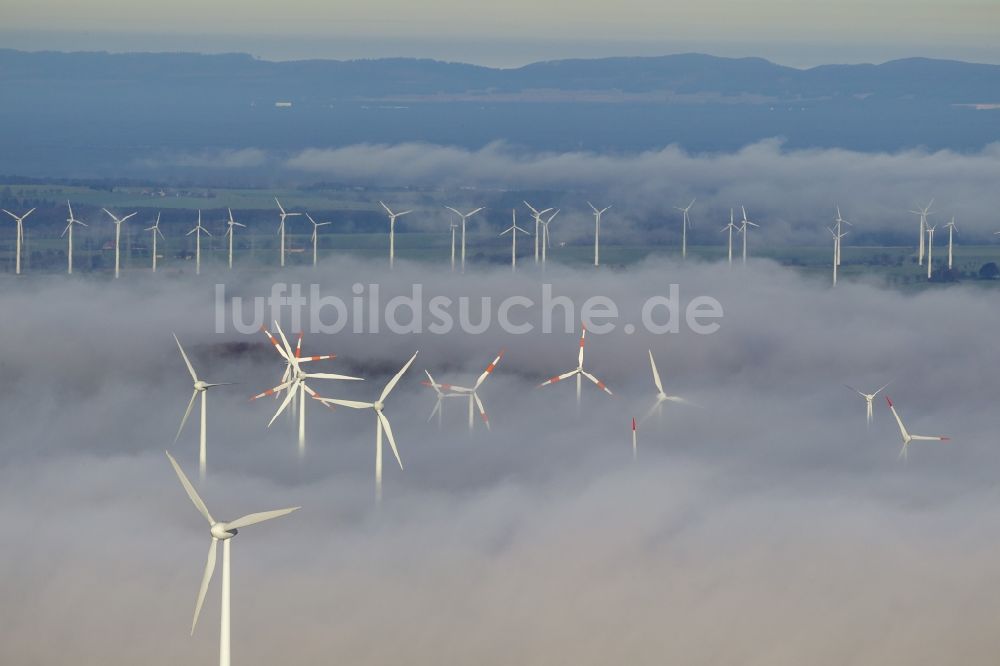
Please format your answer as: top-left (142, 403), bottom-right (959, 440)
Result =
top-left (195, 381), bottom-right (209, 391)
top-left (211, 524), bottom-right (238, 540)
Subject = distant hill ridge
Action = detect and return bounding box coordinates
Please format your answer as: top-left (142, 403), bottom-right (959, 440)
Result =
top-left (2, 49), bottom-right (999, 102)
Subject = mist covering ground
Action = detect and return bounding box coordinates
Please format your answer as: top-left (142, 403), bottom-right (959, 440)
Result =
top-left (1, 255), bottom-right (998, 664)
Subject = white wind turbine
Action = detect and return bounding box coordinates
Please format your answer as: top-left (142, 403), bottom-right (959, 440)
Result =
top-left (224, 208), bottom-right (245, 270)
top-left (833, 206), bottom-right (852, 266)
top-left (379, 201), bottom-right (412, 270)
top-left (3, 207), bottom-right (34, 275)
top-left (425, 350), bottom-right (504, 431)
top-left (845, 382), bottom-right (890, 427)
top-left (251, 322), bottom-right (362, 455)
top-left (909, 199), bottom-right (933, 266)
top-left (315, 351), bottom-right (419, 503)
top-left (145, 213), bottom-right (165, 272)
top-left (187, 210), bottom-right (212, 275)
top-left (738, 206), bottom-right (759, 264)
top-left (274, 198), bottom-right (301, 268)
top-left (720, 208), bottom-right (738, 265)
top-left (166, 451), bottom-right (298, 666)
top-left (828, 225), bottom-right (848, 287)
top-left (174, 334), bottom-right (234, 480)
top-left (448, 219), bottom-right (459, 271)
top-left (102, 208), bottom-right (137, 279)
top-left (524, 201), bottom-right (553, 264)
top-left (885, 395), bottom-right (950, 461)
top-left (62, 201), bottom-right (87, 275)
top-left (675, 199), bottom-right (696, 260)
top-left (538, 326), bottom-right (613, 407)
top-left (944, 217), bottom-right (957, 270)
top-left (445, 206), bottom-right (483, 273)
top-left (305, 213), bottom-right (330, 267)
top-left (642, 350), bottom-right (696, 422)
top-left (500, 210), bottom-right (531, 271)
top-left (587, 202), bottom-right (612, 267)
top-left (539, 209), bottom-right (560, 269)
top-left (925, 223), bottom-right (937, 279)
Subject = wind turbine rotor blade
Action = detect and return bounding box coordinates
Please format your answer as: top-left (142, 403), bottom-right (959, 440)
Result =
top-left (473, 392), bottom-right (490, 429)
top-left (909, 435), bottom-right (951, 442)
top-left (191, 538), bottom-right (218, 635)
top-left (582, 370), bottom-right (613, 395)
top-left (577, 327), bottom-right (587, 368)
top-left (538, 369), bottom-right (579, 388)
top-left (273, 322), bottom-right (297, 366)
top-left (226, 507), bottom-right (300, 530)
top-left (874, 381), bottom-right (892, 395)
top-left (165, 451), bottom-right (214, 524)
top-left (173, 335), bottom-right (199, 382)
top-left (376, 410), bottom-right (403, 470)
top-left (267, 386), bottom-right (299, 427)
top-left (380, 351), bottom-right (419, 403)
top-left (474, 350), bottom-right (504, 389)
top-left (260, 327), bottom-right (291, 362)
top-left (304, 372), bottom-right (365, 381)
top-left (175, 390), bottom-right (199, 442)
top-left (317, 398), bottom-right (373, 410)
top-left (647, 350), bottom-right (664, 394)
top-left (428, 399), bottom-right (442, 422)
top-left (250, 379), bottom-right (295, 401)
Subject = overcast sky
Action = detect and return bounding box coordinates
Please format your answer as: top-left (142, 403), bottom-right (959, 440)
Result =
top-left (4, 0), bottom-right (1000, 66)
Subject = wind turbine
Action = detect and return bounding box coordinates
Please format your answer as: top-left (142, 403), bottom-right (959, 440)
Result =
top-left (538, 326), bottom-right (613, 407)
top-left (145, 213), bottom-right (165, 272)
top-left (2, 207), bottom-right (34, 275)
top-left (738, 206), bottom-right (759, 264)
top-left (445, 206), bottom-right (483, 273)
top-left (305, 213), bottom-right (331, 267)
top-left (828, 225), bottom-right (848, 287)
top-left (166, 451), bottom-right (298, 666)
top-left (174, 334), bottom-right (234, 480)
top-left (187, 210), bottom-right (212, 275)
top-left (720, 209), bottom-right (738, 265)
top-left (524, 201), bottom-right (552, 264)
top-left (224, 208), bottom-right (245, 270)
top-left (845, 382), bottom-right (890, 427)
top-left (675, 199), bottom-right (696, 260)
top-left (944, 218), bottom-right (957, 270)
top-left (925, 223), bottom-right (937, 279)
top-left (274, 198), bottom-right (300, 268)
top-left (62, 201), bottom-right (87, 275)
top-left (424, 350), bottom-right (504, 431)
top-left (539, 209), bottom-right (559, 269)
top-left (909, 199), bottom-right (934, 266)
top-left (448, 219), bottom-right (459, 271)
top-left (885, 396), bottom-right (950, 461)
top-left (102, 208), bottom-right (137, 279)
top-left (315, 351), bottom-right (419, 504)
top-left (587, 202), bottom-right (612, 267)
top-left (833, 206), bottom-right (852, 266)
top-left (379, 201), bottom-right (412, 270)
top-left (642, 350), bottom-right (696, 422)
top-left (421, 370), bottom-right (464, 428)
top-left (500, 210), bottom-right (531, 271)
top-left (251, 322), bottom-right (362, 455)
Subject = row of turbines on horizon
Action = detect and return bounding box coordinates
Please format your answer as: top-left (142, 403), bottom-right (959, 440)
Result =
top-left (6, 197), bottom-right (961, 279)
top-left (166, 317), bottom-right (950, 666)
